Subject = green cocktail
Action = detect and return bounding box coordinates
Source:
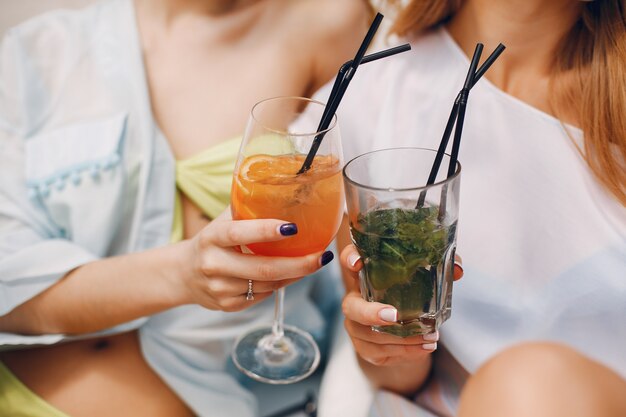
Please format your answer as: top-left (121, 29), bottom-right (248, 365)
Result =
top-left (351, 206), bottom-right (456, 337)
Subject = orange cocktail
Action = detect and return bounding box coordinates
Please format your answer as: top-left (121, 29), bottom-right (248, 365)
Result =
top-left (232, 153), bottom-right (344, 256)
top-left (230, 96), bottom-right (342, 384)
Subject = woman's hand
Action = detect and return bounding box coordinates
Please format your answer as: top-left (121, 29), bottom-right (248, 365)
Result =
top-left (338, 243), bottom-right (463, 392)
top-left (177, 211), bottom-right (333, 312)
top-left (0, 210), bottom-right (334, 335)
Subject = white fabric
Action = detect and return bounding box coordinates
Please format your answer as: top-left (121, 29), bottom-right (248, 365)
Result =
top-left (24, 113), bottom-right (127, 184)
top-left (317, 27), bottom-right (626, 415)
top-left (318, 312), bottom-right (375, 417)
top-left (0, 2), bottom-right (333, 416)
top-left (0, 0), bottom-right (98, 37)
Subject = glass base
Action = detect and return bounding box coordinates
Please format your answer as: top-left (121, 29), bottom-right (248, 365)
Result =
top-left (373, 307), bottom-right (451, 337)
top-left (232, 325), bottom-right (320, 384)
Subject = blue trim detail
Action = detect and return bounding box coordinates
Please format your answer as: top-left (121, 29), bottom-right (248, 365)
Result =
top-left (26, 152), bottom-right (122, 196)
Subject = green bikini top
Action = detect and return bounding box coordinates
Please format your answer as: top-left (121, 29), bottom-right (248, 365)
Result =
top-left (171, 135), bottom-right (242, 242)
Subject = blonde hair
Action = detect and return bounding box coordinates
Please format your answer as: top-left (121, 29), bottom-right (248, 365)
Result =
top-left (390, 0), bottom-right (626, 206)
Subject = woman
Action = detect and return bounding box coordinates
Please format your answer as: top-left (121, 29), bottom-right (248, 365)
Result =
top-left (319, 0), bottom-right (626, 416)
top-left (0, 0), bottom-right (370, 416)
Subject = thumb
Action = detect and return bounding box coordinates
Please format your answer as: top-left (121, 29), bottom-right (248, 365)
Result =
top-left (342, 291), bottom-right (398, 326)
top-left (340, 244), bottom-right (363, 273)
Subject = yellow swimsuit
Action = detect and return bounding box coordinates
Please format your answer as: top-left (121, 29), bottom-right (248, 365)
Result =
top-left (0, 362), bottom-right (70, 417)
top-left (171, 135), bottom-right (242, 241)
top-left (0, 137), bottom-right (242, 416)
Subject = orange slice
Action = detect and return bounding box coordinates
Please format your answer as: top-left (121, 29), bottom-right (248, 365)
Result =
top-left (240, 154), bottom-right (304, 182)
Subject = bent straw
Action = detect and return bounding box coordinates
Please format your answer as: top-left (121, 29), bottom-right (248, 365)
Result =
top-left (472, 43), bottom-right (505, 88)
top-left (362, 44), bottom-right (412, 64)
top-left (298, 13), bottom-right (384, 174)
top-left (435, 43), bottom-right (483, 219)
top-left (447, 43), bottom-right (483, 178)
top-left (416, 43), bottom-right (505, 208)
top-left (325, 44), bottom-right (411, 116)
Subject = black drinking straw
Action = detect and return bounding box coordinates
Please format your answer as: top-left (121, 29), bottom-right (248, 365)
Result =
top-left (298, 13), bottom-right (385, 174)
top-left (472, 44), bottom-right (505, 87)
top-left (325, 44), bottom-right (411, 117)
top-left (435, 43), bottom-right (483, 220)
top-left (447, 43), bottom-right (483, 177)
top-left (361, 44), bottom-right (412, 64)
top-left (416, 43), bottom-right (505, 208)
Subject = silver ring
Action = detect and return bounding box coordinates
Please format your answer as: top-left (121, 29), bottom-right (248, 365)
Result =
top-left (246, 280), bottom-right (254, 301)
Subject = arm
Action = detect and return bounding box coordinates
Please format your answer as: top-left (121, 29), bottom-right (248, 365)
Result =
top-left (336, 215), bottom-right (435, 395)
top-left (0, 241), bottom-right (188, 335)
top-left (0, 214), bottom-right (330, 335)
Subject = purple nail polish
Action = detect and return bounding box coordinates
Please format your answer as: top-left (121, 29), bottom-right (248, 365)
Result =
top-left (279, 223), bottom-right (298, 236)
top-left (321, 251), bottom-right (334, 266)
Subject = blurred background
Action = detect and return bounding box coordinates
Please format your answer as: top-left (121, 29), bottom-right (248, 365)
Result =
top-left (0, 0), bottom-right (390, 38)
top-left (0, 0), bottom-right (97, 35)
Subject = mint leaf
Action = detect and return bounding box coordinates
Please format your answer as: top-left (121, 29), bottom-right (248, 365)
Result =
top-left (351, 207), bottom-right (454, 313)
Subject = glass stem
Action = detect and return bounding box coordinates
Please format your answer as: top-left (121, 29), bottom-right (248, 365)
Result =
top-left (272, 287), bottom-right (285, 339)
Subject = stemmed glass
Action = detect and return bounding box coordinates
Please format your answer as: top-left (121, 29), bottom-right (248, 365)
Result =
top-left (230, 96), bottom-right (344, 384)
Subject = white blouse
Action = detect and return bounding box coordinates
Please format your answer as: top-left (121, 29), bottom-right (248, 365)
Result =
top-left (0, 2), bottom-right (335, 416)
top-left (317, 27), bottom-right (626, 416)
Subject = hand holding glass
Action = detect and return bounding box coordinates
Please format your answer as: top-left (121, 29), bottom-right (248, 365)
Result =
top-left (343, 148), bottom-right (460, 337)
top-left (231, 96), bottom-right (344, 383)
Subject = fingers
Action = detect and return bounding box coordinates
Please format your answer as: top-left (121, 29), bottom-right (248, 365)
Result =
top-left (340, 244), bottom-right (362, 273)
top-left (195, 277), bottom-right (301, 312)
top-left (202, 276), bottom-right (303, 299)
top-left (203, 249), bottom-right (332, 282)
top-left (345, 320), bottom-right (438, 346)
top-left (342, 291), bottom-right (397, 327)
top-left (205, 219), bottom-right (299, 247)
top-left (339, 243), bottom-right (457, 369)
top-left (454, 253), bottom-right (464, 281)
top-left (342, 299), bottom-right (439, 367)
top-left (219, 291), bottom-right (274, 312)
top-left (351, 338), bottom-right (436, 367)
top-left (240, 277), bottom-right (303, 295)
top-left (342, 243), bottom-right (465, 281)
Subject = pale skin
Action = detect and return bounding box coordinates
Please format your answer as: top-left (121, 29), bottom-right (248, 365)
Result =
top-left (0, 0), bottom-right (370, 416)
top-left (338, 0), bottom-right (626, 414)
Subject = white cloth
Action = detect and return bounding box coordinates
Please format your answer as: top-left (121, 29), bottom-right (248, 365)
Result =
top-left (318, 311), bottom-right (375, 417)
top-left (0, 1), bottom-right (336, 416)
top-left (317, 27), bottom-right (626, 416)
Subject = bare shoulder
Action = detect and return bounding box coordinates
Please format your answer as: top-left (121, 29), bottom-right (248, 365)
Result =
top-left (264, 0), bottom-right (371, 48)
top-left (295, 0), bottom-right (371, 36)
top-left (268, 0), bottom-right (372, 91)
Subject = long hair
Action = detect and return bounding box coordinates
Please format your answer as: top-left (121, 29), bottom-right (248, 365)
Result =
top-left (389, 0), bottom-right (626, 206)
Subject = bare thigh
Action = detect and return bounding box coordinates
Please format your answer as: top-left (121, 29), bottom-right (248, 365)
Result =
top-left (458, 342), bottom-right (626, 417)
top-left (0, 331), bottom-right (194, 417)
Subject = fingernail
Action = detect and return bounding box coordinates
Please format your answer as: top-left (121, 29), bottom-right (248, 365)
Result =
top-left (454, 261), bottom-right (464, 275)
top-left (422, 342), bottom-right (437, 351)
top-left (321, 251), bottom-right (334, 266)
top-left (378, 308), bottom-right (397, 323)
top-left (279, 223), bottom-right (298, 236)
top-left (348, 253), bottom-right (361, 267)
top-left (423, 331), bottom-right (439, 342)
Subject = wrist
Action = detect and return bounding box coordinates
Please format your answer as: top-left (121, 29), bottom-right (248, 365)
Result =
top-left (160, 240), bottom-right (196, 306)
top-left (358, 353), bottom-right (432, 395)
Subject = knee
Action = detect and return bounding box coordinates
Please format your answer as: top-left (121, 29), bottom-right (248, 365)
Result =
top-left (458, 342), bottom-right (626, 417)
top-left (477, 341), bottom-right (586, 382)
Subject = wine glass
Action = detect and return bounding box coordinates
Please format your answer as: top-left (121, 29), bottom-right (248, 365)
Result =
top-left (230, 96), bottom-right (344, 384)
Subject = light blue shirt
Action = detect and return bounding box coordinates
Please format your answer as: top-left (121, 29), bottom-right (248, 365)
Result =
top-left (0, 1), bottom-right (338, 415)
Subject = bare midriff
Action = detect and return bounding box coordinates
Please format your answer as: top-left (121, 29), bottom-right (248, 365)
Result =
top-left (0, 332), bottom-right (194, 417)
top-left (0, 193), bottom-right (210, 416)
top-left (0, 195), bottom-right (210, 415)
